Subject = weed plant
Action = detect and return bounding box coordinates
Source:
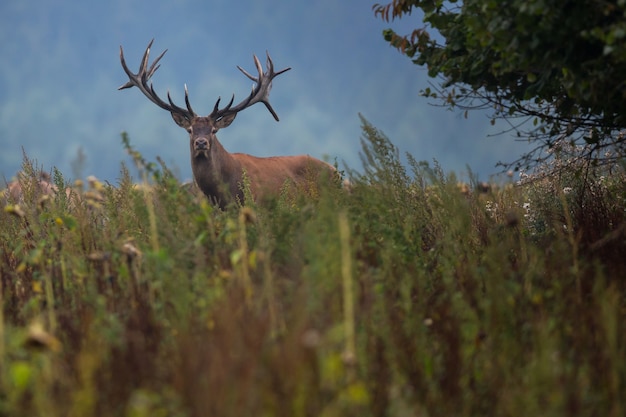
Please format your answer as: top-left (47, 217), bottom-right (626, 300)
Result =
top-left (0, 120), bottom-right (625, 416)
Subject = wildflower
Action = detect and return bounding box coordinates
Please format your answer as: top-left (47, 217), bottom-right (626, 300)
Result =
top-left (87, 175), bottom-right (104, 191)
top-left (457, 182), bottom-right (470, 196)
top-left (24, 320), bottom-right (62, 353)
top-left (84, 190), bottom-right (105, 203)
top-left (485, 200), bottom-right (498, 218)
top-left (84, 190), bottom-right (105, 210)
top-left (4, 204), bottom-right (25, 218)
top-left (38, 194), bottom-right (51, 209)
top-left (122, 240), bottom-right (143, 260)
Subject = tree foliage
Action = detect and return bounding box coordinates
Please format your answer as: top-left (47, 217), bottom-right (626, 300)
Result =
top-left (373, 0), bottom-right (626, 169)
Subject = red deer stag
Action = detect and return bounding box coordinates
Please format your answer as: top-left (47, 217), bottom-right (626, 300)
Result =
top-left (119, 39), bottom-right (336, 208)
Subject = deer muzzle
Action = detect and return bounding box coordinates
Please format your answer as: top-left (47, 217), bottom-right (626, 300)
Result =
top-left (194, 137), bottom-right (210, 151)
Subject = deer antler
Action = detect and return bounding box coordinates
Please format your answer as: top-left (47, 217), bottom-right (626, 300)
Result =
top-left (118, 39), bottom-right (196, 121)
top-left (210, 52), bottom-right (291, 122)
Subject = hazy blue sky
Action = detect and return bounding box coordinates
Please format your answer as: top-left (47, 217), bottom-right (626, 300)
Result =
top-left (0, 0), bottom-right (531, 184)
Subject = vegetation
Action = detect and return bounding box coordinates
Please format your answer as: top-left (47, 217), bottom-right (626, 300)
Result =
top-left (373, 0), bottom-right (626, 170)
top-left (1, 119), bottom-right (625, 416)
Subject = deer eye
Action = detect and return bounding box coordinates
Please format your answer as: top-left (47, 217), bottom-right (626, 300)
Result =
top-left (211, 127), bottom-right (218, 134)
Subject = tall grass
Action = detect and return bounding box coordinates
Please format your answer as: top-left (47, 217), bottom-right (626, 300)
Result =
top-left (1, 120), bottom-right (625, 416)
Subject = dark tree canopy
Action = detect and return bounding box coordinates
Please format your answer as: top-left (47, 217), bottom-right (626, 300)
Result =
top-left (374, 0), bottom-right (626, 169)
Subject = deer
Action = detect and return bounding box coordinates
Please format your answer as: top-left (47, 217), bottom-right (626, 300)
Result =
top-left (119, 39), bottom-right (338, 209)
top-left (2, 171), bottom-right (97, 209)
top-left (2, 171), bottom-right (68, 204)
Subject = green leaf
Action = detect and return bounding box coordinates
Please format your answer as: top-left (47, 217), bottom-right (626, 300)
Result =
top-left (230, 249), bottom-right (243, 266)
top-left (10, 361), bottom-right (33, 392)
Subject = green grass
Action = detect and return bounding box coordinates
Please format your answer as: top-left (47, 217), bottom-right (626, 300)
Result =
top-left (1, 120), bottom-right (625, 417)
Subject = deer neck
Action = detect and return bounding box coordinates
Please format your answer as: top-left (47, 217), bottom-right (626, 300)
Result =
top-left (190, 139), bottom-right (243, 207)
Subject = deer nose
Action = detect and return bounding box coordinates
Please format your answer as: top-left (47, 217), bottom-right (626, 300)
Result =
top-left (195, 137), bottom-right (209, 150)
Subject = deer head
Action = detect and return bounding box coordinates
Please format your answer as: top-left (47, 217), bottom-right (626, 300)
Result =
top-left (119, 39), bottom-right (335, 208)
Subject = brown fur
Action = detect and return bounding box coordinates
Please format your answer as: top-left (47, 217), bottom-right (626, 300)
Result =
top-left (2, 172), bottom-right (62, 203)
top-left (178, 114), bottom-right (335, 208)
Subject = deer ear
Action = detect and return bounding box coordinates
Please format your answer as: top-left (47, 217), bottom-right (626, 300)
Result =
top-left (215, 113), bottom-right (237, 129)
top-left (171, 113), bottom-right (192, 129)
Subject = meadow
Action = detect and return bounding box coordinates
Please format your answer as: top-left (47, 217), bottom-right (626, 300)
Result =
top-left (1, 119), bottom-right (625, 416)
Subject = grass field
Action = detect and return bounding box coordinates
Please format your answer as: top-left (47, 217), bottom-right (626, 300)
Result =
top-left (1, 119), bottom-right (625, 416)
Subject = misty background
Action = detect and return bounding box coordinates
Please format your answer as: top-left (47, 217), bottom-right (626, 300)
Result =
top-left (0, 0), bottom-right (531, 185)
